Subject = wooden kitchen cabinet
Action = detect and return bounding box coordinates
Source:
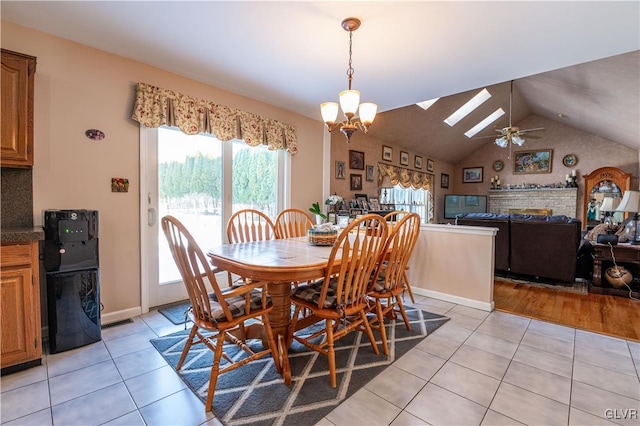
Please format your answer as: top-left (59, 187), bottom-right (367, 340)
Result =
top-left (1, 49), bottom-right (37, 168)
top-left (1, 241), bottom-right (42, 372)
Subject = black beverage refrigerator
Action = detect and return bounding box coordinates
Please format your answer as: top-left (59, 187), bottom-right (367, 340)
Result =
top-left (43, 210), bottom-right (101, 353)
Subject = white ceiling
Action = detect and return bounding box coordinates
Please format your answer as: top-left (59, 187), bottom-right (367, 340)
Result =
top-left (2, 1), bottom-right (639, 162)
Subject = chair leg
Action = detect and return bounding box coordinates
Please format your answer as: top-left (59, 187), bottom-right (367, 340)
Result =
top-left (375, 300), bottom-right (389, 356)
top-left (205, 330), bottom-right (226, 412)
top-left (326, 319), bottom-right (337, 388)
top-left (360, 310), bottom-right (380, 356)
top-left (177, 325), bottom-right (198, 370)
top-left (396, 296), bottom-right (412, 331)
top-left (403, 270), bottom-right (415, 304)
top-left (262, 313), bottom-right (283, 375)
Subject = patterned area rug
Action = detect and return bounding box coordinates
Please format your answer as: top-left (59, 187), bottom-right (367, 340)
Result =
top-left (149, 306), bottom-right (448, 426)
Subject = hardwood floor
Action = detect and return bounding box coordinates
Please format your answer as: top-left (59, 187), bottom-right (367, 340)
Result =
top-left (493, 279), bottom-right (640, 342)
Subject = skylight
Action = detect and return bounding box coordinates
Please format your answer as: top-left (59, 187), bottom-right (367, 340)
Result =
top-left (465, 108), bottom-right (505, 138)
top-left (444, 89), bottom-right (491, 127)
top-left (416, 98), bottom-right (440, 110)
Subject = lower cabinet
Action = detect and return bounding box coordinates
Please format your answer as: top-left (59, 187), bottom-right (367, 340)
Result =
top-left (1, 241), bottom-right (42, 371)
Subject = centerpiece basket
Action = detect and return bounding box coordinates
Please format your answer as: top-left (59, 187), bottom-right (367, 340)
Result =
top-left (307, 228), bottom-right (338, 246)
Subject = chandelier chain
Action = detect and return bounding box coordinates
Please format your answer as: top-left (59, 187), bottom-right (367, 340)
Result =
top-left (346, 29), bottom-right (354, 90)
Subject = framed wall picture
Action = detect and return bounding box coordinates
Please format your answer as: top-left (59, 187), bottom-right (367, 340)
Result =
top-left (349, 150), bottom-right (365, 169)
top-left (400, 151), bottom-right (409, 166)
top-left (335, 160), bottom-right (346, 179)
top-left (368, 197), bottom-right (380, 211)
top-left (462, 166), bottom-right (484, 183)
top-left (513, 149), bottom-right (553, 174)
top-left (382, 145), bottom-right (393, 162)
top-left (414, 155), bottom-right (423, 169)
top-left (350, 174), bottom-right (363, 190)
top-left (365, 164), bottom-right (374, 181)
top-left (427, 158), bottom-right (434, 172)
top-left (441, 173), bottom-right (449, 189)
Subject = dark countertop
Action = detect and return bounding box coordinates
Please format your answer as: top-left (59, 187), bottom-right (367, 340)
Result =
top-left (1, 227), bottom-right (45, 243)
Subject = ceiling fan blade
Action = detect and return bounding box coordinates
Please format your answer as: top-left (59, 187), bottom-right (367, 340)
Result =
top-left (472, 134), bottom-right (500, 140)
top-left (519, 127), bottom-right (545, 133)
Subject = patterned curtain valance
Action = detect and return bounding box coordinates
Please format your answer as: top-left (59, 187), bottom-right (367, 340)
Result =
top-left (131, 82), bottom-right (297, 154)
top-left (377, 162), bottom-right (434, 191)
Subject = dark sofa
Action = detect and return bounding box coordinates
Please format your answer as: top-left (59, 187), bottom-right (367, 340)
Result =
top-left (456, 213), bottom-right (582, 283)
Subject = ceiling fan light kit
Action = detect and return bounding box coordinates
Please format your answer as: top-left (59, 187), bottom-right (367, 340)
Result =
top-left (475, 80), bottom-right (545, 157)
top-left (321, 17), bottom-right (377, 143)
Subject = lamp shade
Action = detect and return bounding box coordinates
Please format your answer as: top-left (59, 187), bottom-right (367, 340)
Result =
top-left (320, 102), bottom-right (339, 124)
top-left (615, 190), bottom-right (640, 213)
top-left (339, 90), bottom-right (360, 115)
top-left (599, 197), bottom-right (619, 212)
top-left (358, 102), bottom-right (378, 125)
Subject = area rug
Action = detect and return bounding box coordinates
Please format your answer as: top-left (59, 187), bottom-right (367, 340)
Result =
top-left (150, 306), bottom-right (448, 426)
top-left (157, 300), bottom-right (191, 325)
top-left (495, 274), bottom-right (589, 294)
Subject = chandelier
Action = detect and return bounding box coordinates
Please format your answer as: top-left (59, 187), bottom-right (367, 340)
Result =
top-left (320, 17), bottom-right (377, 143)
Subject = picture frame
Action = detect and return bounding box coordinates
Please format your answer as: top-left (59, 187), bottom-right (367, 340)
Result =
top-left (441, 173), bottom-right (449, 189)
top-left (368, 197), bottom-right (380, 211)
top-left (382, 145), bottom-right (393, 162)
top-left (427, 158), bottom-right (434, 172)
top-left (350, 174), bottom-right (363, 190)
top-left (414, 155), bottom-right (423, 169)
top-left (349, 150), bottom-right (365, 170)
top-left (335, 160), bottom-right (346, 179)
top-left (365, 164), bottom-right (375, 181)
top-left (400, 151), bottom-right (409, 166)
top-left (462, 166), bottom-right (484, 183)
top-left (492, 160), bottom-right (504, 172)
top-left (513, 149), bottom-right (553, 174)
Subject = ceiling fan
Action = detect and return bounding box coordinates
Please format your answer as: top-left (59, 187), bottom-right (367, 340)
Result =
top-left (475, 80), bottom-right (544, 155)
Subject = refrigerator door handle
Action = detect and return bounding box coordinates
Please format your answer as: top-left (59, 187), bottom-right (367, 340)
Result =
top-left (148, 207), bottom-right (157, 226)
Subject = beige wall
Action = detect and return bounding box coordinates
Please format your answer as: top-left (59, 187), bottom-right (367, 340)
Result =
top-left (2, 21), bottom-right (325, 316)
top-left (454, 114), bottom-right (639, 222)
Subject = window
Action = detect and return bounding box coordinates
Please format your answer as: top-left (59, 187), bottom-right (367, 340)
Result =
top-left (387, 185), bottom-right (433, 224)
top-left (444, 88), bottom-right (491, 127)
top-left (152, 126), bottom-right (286, 284)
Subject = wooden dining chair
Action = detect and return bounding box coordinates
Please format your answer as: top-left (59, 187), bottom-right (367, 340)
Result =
top-left (383, 210), bottom-right (416, 303)
top-left (368, 212), bottom-right (421, 355)
top-left (274, 208), bottom-right (314, 239)
top-left (287, 214), bottom-right (388, 388)
top-left (161, 215), bottom-right (281, 412)
top-left (227, 209), bottom-right (276, 243)
top-left (226, 209), bottom-right (276, 284)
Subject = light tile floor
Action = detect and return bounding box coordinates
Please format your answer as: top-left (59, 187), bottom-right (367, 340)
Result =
top-left (2, 295), bottom-right (639, 426)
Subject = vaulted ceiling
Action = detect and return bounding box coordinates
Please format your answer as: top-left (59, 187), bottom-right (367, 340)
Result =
top-left (2, 1), bottom-right (639, 163)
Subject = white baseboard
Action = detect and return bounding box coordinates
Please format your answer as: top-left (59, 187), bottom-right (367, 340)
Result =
top-left (101, 307), bottom-right (143, 326)
top-left (412, 287), bottom-right (494, 312)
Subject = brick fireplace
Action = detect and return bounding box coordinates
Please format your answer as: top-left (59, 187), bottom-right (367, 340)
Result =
top-left (489, 188), bottom-right (578, 218)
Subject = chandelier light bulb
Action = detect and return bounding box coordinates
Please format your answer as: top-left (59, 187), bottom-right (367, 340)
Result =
top-left (512, 135), bottom-right (525, 146)
top-left (359, 102), bottom-right (378, 125)
top-left (495, 137), bottom-right (508, 148)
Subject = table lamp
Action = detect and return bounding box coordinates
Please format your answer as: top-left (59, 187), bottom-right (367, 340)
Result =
top-left (615, 190), bottom-right (640, 244)
top-left (599, 197), bottom-right (620, 225)
top-left (379, 175), bottom-right (393, 204)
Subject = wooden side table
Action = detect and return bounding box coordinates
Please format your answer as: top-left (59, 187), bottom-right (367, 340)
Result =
top-left (592, 243), bottom-right (640, 298)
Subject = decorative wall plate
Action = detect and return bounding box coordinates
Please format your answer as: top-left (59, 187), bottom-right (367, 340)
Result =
top-left (562, 154), bottom-right (578, 167)
top-left (85, 129), bottom-right (105, 140)
top-left (492, 160), bottom-right (504, 172)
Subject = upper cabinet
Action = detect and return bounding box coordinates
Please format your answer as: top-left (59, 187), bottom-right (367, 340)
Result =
top-left (1, 49), bottom-right (37, 168)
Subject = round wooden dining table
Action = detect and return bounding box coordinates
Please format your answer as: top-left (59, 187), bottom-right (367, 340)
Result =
top-left (207, 236), bottom-right (340, 383)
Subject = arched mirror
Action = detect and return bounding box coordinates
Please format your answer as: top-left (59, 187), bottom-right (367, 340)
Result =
top-left (583, 167), bottom-right (635, 228)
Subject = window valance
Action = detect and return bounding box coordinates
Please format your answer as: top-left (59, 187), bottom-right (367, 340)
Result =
top-left (131, 82), bottom-right (297, 154)
top-left (377, 162), bottom-right (434, 191)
